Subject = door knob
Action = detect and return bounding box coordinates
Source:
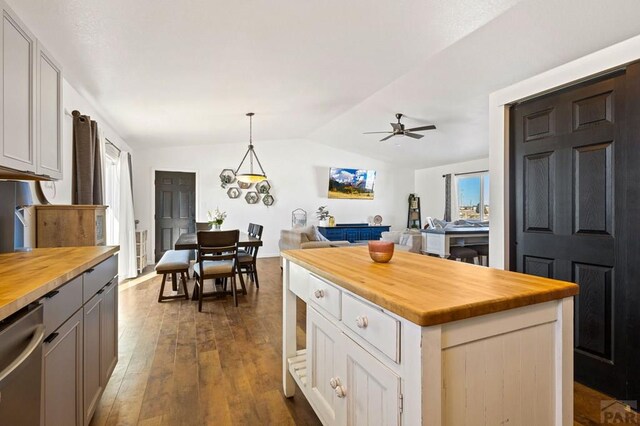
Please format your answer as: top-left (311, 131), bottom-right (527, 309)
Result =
top-left (314, 289), bottom-right (325, 299)
top-left (335, 385), bottom-right (346, 398)
top-left (329, 377), bottom-right (341, 389)
top-left (356, 315), bottom-right (368, 328)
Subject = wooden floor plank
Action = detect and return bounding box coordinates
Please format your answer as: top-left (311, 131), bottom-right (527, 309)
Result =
top-left (90, 257), bottom-right (618, 426)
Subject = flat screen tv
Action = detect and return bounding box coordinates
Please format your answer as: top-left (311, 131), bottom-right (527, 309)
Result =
top-left (328, 167), bottom-right (376, 200)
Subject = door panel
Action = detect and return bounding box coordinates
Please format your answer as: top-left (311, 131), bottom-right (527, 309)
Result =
top-left (511, 69), bottom-right (639, 399)
top-left (339, 332), bottom-right (400, 426)
top-left (1, 5), bottom-right (36, 171)
top-left (306, 306), bottom-right (340, 425)
top-left (44, 309), bottom-right (83, 426)
top-left (154, 171), bottom-right (195, 261)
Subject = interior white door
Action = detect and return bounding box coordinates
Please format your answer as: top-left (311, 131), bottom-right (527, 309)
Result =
top-left (339, 334), bottom-right (401, 426)
top-left (307, 306), bottom-right (341, 425)
top-left (0, 2), bottom-right (36, 172)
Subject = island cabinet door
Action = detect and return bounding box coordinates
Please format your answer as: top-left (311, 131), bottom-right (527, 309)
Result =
top-left (307, 306), bottom-right (342, 425)
top-left (337, 334), bottom-right (401, 426)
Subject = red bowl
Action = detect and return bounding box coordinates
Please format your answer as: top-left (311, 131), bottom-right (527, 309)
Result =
top-left (368, 241), bottom-right (394, 263)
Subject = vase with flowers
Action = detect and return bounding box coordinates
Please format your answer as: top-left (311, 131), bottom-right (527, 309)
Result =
top-left (208, 207), bottom-right (227, 230)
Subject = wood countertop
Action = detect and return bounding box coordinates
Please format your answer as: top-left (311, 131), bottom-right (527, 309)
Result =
top-left (282, 246), bottom-right (579, 326)
top-left (0, 246), bottom-right (119, 321)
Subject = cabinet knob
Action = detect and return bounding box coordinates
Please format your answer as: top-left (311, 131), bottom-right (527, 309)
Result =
top-left (356, 315), bottom-right (368, 328)
top-left (314, 289), bottom-right (325, 299)
top-left (329, 377), bottom-right (341, 389)
top-left (335, 385), bottom-right (346, 398)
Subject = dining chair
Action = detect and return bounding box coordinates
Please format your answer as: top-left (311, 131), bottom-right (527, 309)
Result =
top-left (239, 223), bottom-right (264, 288)
top-left (193, 229), bottom-right (245, 310)
top-left (468, 244), bottom-right (489, 266)
top-left (195, 222), bottom-right (212, 231)
top-left (448, 246), bottom-right (479, 264)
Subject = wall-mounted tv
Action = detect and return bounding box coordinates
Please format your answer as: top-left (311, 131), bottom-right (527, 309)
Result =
top-left (328, 167), bottom-right (376, 200)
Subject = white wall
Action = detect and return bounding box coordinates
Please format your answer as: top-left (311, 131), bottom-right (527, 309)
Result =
top-left (414, 158), bottom-right (489, 220)
top-left (133, 139), bottom-right (414, 260)
top-left (489, 33), bottom-right (640, 269)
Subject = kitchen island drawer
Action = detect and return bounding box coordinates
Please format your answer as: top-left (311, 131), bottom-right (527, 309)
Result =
top-left (83, 254), bottom-right (118, 302)
top-left (308, 274), bottom-right (341, 320)
top-left (342, 292), bottom-right (400, 363)
top-left (43, 275), bottom-right (82, 335)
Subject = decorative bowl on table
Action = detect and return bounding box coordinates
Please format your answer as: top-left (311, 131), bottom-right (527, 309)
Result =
top-left (368, 241), bottom-right (394, 263)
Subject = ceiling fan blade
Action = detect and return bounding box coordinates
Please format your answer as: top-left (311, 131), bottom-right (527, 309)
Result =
top-left (404, 132), bottom-right (424, 139)
top-left (363, 131), bottom-right (393, 134)
top-left (406, 125), bottom-right (436, 132)
top-left (390, 122), bottom-right (402, 131)
top-left (380, 134), bottom-right (396, 142)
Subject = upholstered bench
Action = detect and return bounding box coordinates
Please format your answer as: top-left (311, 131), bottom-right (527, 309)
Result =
top-left (155, 250), bottom-right (190, 302)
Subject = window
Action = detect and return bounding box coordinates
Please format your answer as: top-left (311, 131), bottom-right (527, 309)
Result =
top-left (455, 172), bottom-right (489, 221)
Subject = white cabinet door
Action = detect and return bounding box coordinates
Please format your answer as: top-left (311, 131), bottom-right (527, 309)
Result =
top-left (0, 1), bottom-right (36, 172)
top-left (338, 334), bottom-right (401, 426)
top-left (36, 42), bottom-right (62, 179)
top-left (307, 306), bottom-right (341, 425)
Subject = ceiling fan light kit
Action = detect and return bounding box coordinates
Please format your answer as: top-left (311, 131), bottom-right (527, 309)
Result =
top-left (235, 112), bottom-right (268, 183)
top-left (363, 112), bottom-right (436, 142)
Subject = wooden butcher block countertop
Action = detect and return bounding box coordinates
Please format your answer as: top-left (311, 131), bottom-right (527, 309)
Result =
top-left (282, 246), bottom-right (579, 326)
top-left (0, 246), bottom-right (119, 321)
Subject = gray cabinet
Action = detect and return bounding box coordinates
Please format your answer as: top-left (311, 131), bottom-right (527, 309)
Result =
top-left (83, 292), bottom-right (103, 425)
top-left (36, 43), bottom-right (62, 179)
top-left (43, 309), bottom-right (83, 426)
top-left (41, 254), bottom-right (119, 426)
top-left (100, 278), bottom-right (118, 386)
top-left (0, 1), bottom-right (36, 173)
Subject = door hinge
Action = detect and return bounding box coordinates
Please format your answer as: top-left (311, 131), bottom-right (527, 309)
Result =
top-left (399, 393), bottom-right (403, 413)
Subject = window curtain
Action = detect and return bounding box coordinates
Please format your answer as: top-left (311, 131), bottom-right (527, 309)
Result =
top-left (118, 152), bottom-right (137, 280)
top-left (72, 110), bottom-right (104, 204)
top-left (443, 174), bottom-right (452, 221)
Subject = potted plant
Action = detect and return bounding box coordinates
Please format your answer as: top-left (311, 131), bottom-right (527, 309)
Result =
top-left (316, 206), bottom-right (331, 227)
top-left (208, 207), bottom-right (227, 230)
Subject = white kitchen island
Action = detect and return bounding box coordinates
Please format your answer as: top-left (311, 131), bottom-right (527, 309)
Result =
top-left (282, 246), bottom-right (578, 426)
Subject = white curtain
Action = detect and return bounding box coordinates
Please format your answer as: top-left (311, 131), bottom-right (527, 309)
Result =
top-left (104, 145), bottom-right (120, 246)
top-left (451, 175), bottom-right (460, 221)
top-left (118, 152), bottom-right (137, 280)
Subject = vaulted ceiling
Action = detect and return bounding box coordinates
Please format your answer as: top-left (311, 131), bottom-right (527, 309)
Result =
top-left (9, 0), bottom-right (640, 168)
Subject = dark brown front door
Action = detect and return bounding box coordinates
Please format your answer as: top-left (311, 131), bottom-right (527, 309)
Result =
top-left (155, 171), bottom-right (195, 262)
top-left (511, 65), bottom-right (640, 400)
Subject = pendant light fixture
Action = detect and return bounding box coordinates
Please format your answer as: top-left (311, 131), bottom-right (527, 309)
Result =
top-left (235, 112), bottom-right (267, 183)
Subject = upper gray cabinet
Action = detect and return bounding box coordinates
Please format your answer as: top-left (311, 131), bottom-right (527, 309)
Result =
top-left (0, 1), bottom-right (37, 173)
top-left (37, 43), bottom-right (63, 180)
top-left (0, 1), bottom-right (63, 180)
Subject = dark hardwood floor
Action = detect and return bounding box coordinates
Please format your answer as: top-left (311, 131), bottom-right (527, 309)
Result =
top-left (91, 257), bottom-right (623, 425)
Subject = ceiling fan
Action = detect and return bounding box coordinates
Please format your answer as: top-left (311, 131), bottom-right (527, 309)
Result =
top-left (364, 113), bottom-right (436, 141)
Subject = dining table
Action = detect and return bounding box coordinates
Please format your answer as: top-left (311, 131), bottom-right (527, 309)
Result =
top-left (173, 231), bottom-right (263, 300)
top-left (174, 231), bottom-right (263, 251)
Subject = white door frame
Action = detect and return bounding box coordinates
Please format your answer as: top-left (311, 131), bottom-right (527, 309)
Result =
top-left (488, 34), bottom-right (640, 269)
top-left (149, 167), bottom-right (199, 264)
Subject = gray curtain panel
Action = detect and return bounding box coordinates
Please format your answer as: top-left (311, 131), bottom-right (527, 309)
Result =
top-left (443, 173), bottom-right (452, 221)
top-left (72, 110), bottom-right (104, 205)
top-left (127, 152), bottom-right (134, 208)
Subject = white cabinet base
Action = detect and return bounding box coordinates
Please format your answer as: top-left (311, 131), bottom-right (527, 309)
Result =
top-left (283, 260), bottom-right (574, 426)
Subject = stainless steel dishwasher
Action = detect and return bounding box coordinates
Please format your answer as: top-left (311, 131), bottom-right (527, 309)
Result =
top-left (0, 303), bottom-right (45, 426)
